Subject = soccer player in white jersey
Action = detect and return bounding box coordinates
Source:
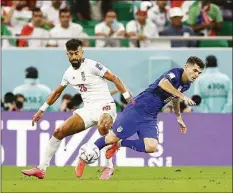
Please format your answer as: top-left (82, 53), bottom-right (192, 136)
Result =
top-left (21, 39), bottom-right (131, 180)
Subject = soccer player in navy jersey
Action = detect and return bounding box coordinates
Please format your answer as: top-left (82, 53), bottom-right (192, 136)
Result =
top-left (77, 56), bottom-right (205, 177)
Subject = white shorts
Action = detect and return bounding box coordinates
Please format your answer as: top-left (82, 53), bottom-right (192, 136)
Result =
top-left (73, 102), bottom-right (117, 129)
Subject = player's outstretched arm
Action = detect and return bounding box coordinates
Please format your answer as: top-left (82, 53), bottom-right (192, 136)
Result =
top-left (104, 71), bottom-right (132, 103)
top-left (32, 85), bottom-right (66, 126)
top-left (172, 98), bottom-right (187, 134)
top-left (159, 78), bottom-right (196, 105)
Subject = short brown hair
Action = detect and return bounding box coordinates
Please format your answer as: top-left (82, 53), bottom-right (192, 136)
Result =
top-left (186, 56), bottom-right (205, 69)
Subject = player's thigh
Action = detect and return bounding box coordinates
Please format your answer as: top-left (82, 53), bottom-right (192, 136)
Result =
top-left (73, 107), bottom-right (96, 129)
top-left (112, 108), bottom-right (139, 139)
top-left (54, 114), bottom-right (85, 139)
top-left (137, 121), bottom-right (159, 153)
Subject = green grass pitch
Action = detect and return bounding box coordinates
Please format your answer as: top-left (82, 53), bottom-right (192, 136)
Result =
top-left (2, 166), bottom-right (232, 192)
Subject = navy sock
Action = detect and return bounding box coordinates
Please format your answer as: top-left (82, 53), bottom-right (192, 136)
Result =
top-left (94, 136), bottom-right (107, 150)
top-left (121, 139), bottom-right (146, 152)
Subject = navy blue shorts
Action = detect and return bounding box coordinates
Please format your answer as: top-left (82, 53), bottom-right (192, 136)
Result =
top-left (112, 104), bottom-right (158, 140)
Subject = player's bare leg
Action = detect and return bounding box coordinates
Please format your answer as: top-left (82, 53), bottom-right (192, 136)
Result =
top-left (97, 113), bottom-right (115, 180)
top-left (21, 114), bottom-right (85, 179)
top-left (106, 137), bottom-right (158, 160)
top-left (143, 138), bottom-right (158, 153)
top-left (76, 113), bottom-right (115, 179)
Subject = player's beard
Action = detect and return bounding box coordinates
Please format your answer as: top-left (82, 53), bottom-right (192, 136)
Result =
top-left (70, 60), bottom-right (81, 69)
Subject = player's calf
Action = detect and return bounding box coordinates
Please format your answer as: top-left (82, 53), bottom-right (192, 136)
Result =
top-left (144, 138), bottom-right (158, 153)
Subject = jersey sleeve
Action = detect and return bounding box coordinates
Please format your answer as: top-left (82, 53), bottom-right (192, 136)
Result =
top-left (163, 69), bottom-right (181, 85)
top-left (61, 72), bottom-right (69, 87)
top-left (90, 62), bottom-right (109, 77)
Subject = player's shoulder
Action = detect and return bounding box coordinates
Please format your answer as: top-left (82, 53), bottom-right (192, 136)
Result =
top-left (95, 21), bottom-right (105, 28)
top-left (13, 84), bottom-right (27, 94)
top-left (217, 72), bottom-right (231, 81)
top-left (84, 58), bottom-right (103, 68)
top-left (70, 22), bottom-right (83, 31)
top-left (146, 20), bottom-right (157, 28)
top-left (127, 20), bottom-right (136, 26)
top-left (49, 24), bottom-right (60, 34)
top-left (37, 84), bottom-right (52, 93)
top-left (167, 68), bottom-right (183, 75)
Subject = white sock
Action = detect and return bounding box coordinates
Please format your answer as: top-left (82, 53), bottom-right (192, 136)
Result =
top-left (38, 136), bottom-right (61, 171)
top-left (103, 145), bottom-right (113, 168)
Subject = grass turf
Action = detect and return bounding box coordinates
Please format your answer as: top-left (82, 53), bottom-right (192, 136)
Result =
top-left (1, 166), bottom-right (232, 192)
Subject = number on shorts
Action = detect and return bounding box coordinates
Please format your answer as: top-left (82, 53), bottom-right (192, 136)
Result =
top-left (78, 84), bottom-right (87, 92)
top-left (102, 105), bottom-right (111, 111)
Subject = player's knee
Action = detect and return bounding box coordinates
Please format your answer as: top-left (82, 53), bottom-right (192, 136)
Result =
top-left (97, 124), bottom-right (109, 136)
top-left (53, 126), bottom-right (66, 140)
top-left (144, 139), bottom-right (158, 153)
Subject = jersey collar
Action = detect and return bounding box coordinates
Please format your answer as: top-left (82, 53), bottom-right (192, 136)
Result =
top-left (24, 78), bottom-right (39, 84)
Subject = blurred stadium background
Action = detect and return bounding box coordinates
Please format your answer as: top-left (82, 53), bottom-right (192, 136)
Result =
top-left (1, 0), bottom-right (232, 192)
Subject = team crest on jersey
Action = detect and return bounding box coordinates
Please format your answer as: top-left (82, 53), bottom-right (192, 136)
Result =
top-left (117, 126), bottom-right (123, 133)
top-left (81, 71), bottom-right (86, 81)
top-left (96, 63), bottom-right (103, 70)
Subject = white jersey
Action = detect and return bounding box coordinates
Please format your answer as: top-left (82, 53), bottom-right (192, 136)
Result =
top-left (61, 58), bottom-right (114, 107)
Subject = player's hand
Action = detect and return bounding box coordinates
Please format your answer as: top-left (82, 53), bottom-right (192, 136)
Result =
top-left (182, 96), bottom-right (196, 106)
top-left (126, 97), bottom-right (133, 103)
top-left (177, 117), bottom-right (187, 134)
top-left (32, 110), bottom-right (44, 126)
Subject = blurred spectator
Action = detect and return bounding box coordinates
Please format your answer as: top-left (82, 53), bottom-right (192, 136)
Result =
top-left (89, 0), bottom-right (102, 21)
top-left (119, 93), bottom-right (128, 110)
top-left (187, 0), bottom-right (223, 36)
top-left (1, 0), bottom-right (36, 9)
top-left (37, 0), bottom-right (66, 10)
top-left (147, 0), bottom-right (169, 34)
top-left (48, 8), bottom-right (88, 47)
top-left (18, 8), bottom-right (49, 47)
top-left (161, 7), bottom-right (196, 47)
top-left (194, 55), bottom-right (232, 113)
top-left (69, 0), bottom-right (113, 21)
top-left (3, 0), bottom-right (32, 35)
top-left (71, 94), bottom-right (83, 109)
top-left (180, 101), bottom-right (192, 113)
top-left (68, 0), bottom-right (91, 21)
top-left (13, 67), bottom-right (52, 111)
top-left (40, 0), bottom-right (64, 28)
top-left (1, 18), bottom-right (17, 47)
top-left (1, 100), bottom-right (4, 111)
top-left (180, 1), bottom-right (196, 23)
top-left (126, 8), bottom-right (159, 47)
top-left (162, 103), bottom-right (173, 112)
top-left (60, 94), bottom-right (72, 112)
top-left (3, 92), bottom-right (17, 111)
top-left (95, 10), bottom-right (125, 47)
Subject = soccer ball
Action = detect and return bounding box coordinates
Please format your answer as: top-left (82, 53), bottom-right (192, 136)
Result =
top-left (79, 143), bottom-right (100, 164)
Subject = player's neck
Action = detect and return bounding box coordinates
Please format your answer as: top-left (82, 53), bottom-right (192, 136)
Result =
top-left (181, 72), bottom-right (189, 83)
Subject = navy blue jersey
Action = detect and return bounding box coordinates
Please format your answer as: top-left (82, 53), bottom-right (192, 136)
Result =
top-left (130, 68), bottom-right (191, 116)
